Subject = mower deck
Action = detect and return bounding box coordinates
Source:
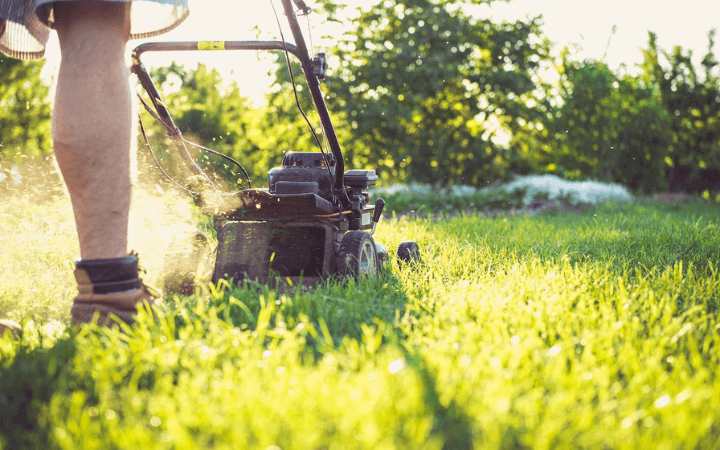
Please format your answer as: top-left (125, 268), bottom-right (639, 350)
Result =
top-left (213, 218), bottom-right (340, 286)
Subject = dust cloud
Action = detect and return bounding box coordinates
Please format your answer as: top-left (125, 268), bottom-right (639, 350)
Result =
top-left (0, 156), bottom-right (214, 299)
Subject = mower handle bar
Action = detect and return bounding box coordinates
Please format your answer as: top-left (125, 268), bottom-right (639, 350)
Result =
top-left (131, 40), bottom-right (302, 63)
top-left (130, 40), bottom-right (301, 140)
top-left (130, 0), bottom-right (350, 209)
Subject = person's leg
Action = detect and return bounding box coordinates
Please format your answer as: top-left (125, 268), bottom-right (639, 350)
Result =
top-left (52, 2), bottom-right (154, 325)
top-left (53, 1), bottom-right (132, 260)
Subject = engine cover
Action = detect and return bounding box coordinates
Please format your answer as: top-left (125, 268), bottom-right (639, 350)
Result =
top-left (268, 152), bottom-right (336, 201)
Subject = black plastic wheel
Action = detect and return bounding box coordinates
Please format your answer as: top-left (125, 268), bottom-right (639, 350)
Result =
top-left (375, 241), bottom-right (389, 272)
top-left (337, 231), bottom-right (378, 278)
top-left (397, 241), bottom-right (420, 264)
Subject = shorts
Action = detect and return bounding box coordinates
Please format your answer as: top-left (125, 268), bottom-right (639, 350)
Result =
top-left (0, 0), bottom-right (189, 60)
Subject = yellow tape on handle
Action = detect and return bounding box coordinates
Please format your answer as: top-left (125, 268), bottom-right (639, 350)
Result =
top-left (198, 41), bottom-right (226, 51)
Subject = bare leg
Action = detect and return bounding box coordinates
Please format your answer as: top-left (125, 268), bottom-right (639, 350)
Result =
top-left (53, 2), bottom-right (132, 260)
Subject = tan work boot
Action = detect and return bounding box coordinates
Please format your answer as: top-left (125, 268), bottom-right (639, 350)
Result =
top-left (70, 253), bottom-right (160, 327)
top-left (71, 283), bottom-right (158, 326)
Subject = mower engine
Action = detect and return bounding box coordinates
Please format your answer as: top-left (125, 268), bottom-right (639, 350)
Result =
top-left (212, 151), bottom-right (390, 285)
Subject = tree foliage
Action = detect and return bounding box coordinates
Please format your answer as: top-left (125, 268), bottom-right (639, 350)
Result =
top-left (0, 57), bottom-right (52, 161)
top-left (514, 55), bottom-right (672, 192)
top-left (640, 30), bottom-right (720, 192)
top-left (510, 28), bottom-right (720, 194)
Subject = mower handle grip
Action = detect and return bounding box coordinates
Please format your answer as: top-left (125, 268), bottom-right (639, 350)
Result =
top-left (373, 198), bottom-right (385, 223)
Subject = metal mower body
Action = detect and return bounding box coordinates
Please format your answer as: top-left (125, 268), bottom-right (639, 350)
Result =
top-left (210, 152), bottom-right (385, 284)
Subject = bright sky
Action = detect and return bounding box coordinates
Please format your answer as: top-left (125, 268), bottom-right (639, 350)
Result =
top-left (486, 0), bottom-right (720, 72)
top-left (42, 0), bottom-right (720, 98)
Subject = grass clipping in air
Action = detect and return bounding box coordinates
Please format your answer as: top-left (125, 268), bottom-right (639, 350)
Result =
top-left (1, 176), bottom-right (720, 448)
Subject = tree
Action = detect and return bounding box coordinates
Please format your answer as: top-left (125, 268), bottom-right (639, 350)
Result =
top-left (269, 0), bottom-right (551, 186)
top-left (0, 57), bottom-right (52, 161)
top-left (515, 54), bottom-right (672, 192)
top-left (640, 30), bottom-right (720, 192)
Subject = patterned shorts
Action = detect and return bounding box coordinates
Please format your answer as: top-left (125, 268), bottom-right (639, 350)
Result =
top-left (0, 0), bottom-right (189, 60)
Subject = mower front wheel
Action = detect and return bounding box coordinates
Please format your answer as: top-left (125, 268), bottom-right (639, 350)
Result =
top-left (397, 241), bottom-right (421, 264)
top-left (337, 231), bottom-right (378, 278)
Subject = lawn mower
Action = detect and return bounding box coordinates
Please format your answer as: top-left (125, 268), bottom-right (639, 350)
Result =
top-left (130, 0), bottom-right (419, 288)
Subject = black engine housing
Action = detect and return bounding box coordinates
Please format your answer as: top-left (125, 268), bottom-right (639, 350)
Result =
top-left (267, 152), bottom-right (336, 201)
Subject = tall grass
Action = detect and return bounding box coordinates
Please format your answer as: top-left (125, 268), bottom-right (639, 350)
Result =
top-left (1, 183), bottom-right (720, 449)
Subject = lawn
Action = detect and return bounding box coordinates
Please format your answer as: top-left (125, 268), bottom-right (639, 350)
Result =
top-left (1, 184), bottom-right (719, 449)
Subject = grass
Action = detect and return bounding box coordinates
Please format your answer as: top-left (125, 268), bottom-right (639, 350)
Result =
top-left (1, 182), bottom-right (720, 449)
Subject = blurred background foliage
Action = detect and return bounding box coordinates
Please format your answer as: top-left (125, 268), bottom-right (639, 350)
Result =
top-left (1, 0), bottom-right (719, 194)
top-left (0, 57), bottom-right (51, 161)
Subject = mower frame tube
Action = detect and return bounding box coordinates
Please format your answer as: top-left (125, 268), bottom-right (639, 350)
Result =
top-left (279, 0), bottom-right (347, 207)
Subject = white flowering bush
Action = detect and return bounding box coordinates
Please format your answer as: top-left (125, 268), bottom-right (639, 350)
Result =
top-left (370, 175), bottom-right (634, 215)
top-left (371, 182), bottom-right (495, 199)
top-left (499, 175), bottom-right (634, 206)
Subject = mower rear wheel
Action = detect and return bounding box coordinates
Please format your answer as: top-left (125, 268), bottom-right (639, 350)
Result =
top-left (397, 241), bottom-right (421, 264)
top-left (337, 231), bottom-right (378, 278)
